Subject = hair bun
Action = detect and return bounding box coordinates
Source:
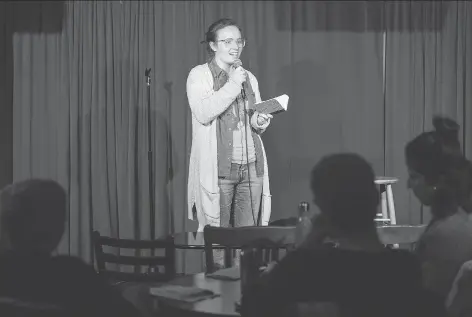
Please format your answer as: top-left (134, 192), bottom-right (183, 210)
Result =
top-left (433, 116), bottom-right (460, 141)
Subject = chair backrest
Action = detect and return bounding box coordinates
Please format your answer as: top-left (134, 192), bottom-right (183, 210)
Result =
top-left (92, 231), bottom-right (176, 283)
top-left (203, 225), bottom-right (296, 273)
top-left (376, 225), bottom-right (426, 246)
top-left (0, 297), bottom-right (67, 317)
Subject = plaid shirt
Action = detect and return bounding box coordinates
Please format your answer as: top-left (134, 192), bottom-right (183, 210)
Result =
top-left (208, 58), bottom-right (264, 178)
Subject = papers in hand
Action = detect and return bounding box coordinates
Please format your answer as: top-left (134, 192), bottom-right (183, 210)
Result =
top-left (149, 285), bottom-right (219, 303)
top-left (254, 94), bottom-right (289, 115)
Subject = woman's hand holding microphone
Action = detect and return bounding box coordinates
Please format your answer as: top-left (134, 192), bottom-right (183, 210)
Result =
top-left (228, 59), bottom-right (247, 86)
top-left (230, 59), bottom-right (272, 129)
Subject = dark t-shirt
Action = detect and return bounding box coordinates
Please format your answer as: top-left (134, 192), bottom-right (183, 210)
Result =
top-left (241, 247), bottom-right (446, 317)
top-left (0, 252), bottom-right (140, 317)
top-left (415, 210), bottom-right (472, 299)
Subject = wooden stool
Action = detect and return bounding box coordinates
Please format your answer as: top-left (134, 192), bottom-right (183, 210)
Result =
top-left (374, 176), bottom-right (398, 225)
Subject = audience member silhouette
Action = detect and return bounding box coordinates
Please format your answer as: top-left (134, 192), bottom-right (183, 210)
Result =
top-left (406, 116), bottom-right (472, 299)
top-left (241, 153), bottom-right (445, 317)
top-left (0, 179), bottom-right (140, 317)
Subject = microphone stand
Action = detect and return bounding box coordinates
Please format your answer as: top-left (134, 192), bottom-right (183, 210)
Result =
top-left (164, 82), bottom-right (175, 235)
top-left (145, 68), bottom-right (155, 241)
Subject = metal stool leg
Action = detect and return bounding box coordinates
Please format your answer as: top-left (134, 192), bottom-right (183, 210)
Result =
top-left (380, 184), bottom-right (389, 221)
top-left (386, 184), bottom-right (396, 225)
top-left (385, 184), bottom-right (399, 248)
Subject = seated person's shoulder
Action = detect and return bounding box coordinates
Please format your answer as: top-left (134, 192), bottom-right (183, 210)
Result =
top-left (48, 255), bottom-right (111, 293)
top-left (50, 255), bottom-right (140, 316)
top-left (50, 255), bottom-right (98, 277)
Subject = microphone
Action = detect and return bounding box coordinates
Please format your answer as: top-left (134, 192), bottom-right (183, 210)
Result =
top-left (232, 60), bottom-right (246, 100)
top-left (232, 60), bottom-right (242, 69)
top-left (241, 83), bottom-right (247, 100)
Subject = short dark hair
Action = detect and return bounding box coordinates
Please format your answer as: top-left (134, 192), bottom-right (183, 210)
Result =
top-left (0, 179), bottom-right (67, 254)
top-left (406, 116), bottom-right (472, 213)
top-left (203, 18), bottom-right (243, 56)
top-left (310, 153), bottom-right (379, 233)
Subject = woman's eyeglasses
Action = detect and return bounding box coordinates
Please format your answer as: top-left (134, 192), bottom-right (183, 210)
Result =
top-left (216, 38), bottom-right (246, 48)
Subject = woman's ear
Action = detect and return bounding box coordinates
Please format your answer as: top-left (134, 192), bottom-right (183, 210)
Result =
top-left (209, 41), bottom-right (217, 53)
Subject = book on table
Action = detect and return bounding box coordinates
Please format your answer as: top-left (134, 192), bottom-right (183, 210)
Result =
top-left (253, 94), bottom-right (289, 115)
top-left (149, 285), bottom-right (219, 303)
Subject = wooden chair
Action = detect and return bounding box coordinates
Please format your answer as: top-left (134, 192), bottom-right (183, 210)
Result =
top-left (376, 224), bottom-right (426, 249)
top-left (92, 231), bottom-right (176, 283)
top-left (203, 225), bottom-right (296, 273)
top-left (0, 297), bottom-right (67, 317)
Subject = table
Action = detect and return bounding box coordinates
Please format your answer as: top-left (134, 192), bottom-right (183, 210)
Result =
top-left (172, 232), bottom-right (205, 249)
top-left (152, 272), bottom-right (241, 316)
top-left (169, 227), bottom-right (420, 250)
top-left (172, 232), bottom-right (228, 250)
top-left (166, 232), bottom-right (227, 276)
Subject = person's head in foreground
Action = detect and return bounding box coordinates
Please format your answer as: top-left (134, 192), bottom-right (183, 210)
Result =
top-left (0, 179), bottom-right (66, 255)
top-left (405, 116), bottom-right (472, 218)
top-left (309, 153), bottom-right (380, 241)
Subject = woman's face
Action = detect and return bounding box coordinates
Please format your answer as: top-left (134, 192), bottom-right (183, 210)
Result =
top-left (407, 166), bottom-right (435, 206)
top-left (210, 25), bottom-right (244, 68)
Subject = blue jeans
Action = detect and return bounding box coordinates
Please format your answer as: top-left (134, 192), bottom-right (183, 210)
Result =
top-left (213, 162), bottom-right (263, 268)
top-left (218, 162), bottom-right (263, 228)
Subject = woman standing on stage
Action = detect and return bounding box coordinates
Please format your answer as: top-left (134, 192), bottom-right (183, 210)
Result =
top-left (186, 18), bottom-right (272, 233)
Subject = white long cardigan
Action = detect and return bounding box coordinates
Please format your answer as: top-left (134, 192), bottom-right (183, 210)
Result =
top-left (186, 63), bottom-right (272, 231)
